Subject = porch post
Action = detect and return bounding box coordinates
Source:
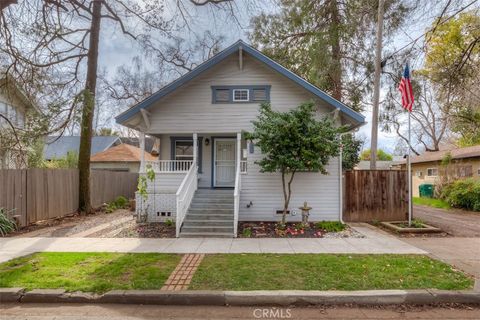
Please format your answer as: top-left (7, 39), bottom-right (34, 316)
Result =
top-left (236, 132), bottom-right (241, 171)
top-left (139, 131), bottom-right (145, 173)
top-left (193, 133), bottom-right (198, 169)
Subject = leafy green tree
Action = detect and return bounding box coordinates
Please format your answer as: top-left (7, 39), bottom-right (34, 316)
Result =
top-left (246, 102), bottom-right (342, 224)
top-left (250, 0), bottom-right (410, 109)
top-left (360, 148), bottom-right (393, 161)
top-left (421, 12), bottom-right (480, 147)
top-left (341, 134), bottom-right (363, 170)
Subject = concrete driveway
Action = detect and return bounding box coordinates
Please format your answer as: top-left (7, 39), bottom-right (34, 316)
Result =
top-left (414, 205), bottom-right (480, 237)
top-left (404, 237), bottom-right (480, 279)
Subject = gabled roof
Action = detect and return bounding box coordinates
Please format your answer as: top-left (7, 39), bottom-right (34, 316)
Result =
top-left (115, 40), bottom-right (365, 126)
top-left (120, 136), bottom-right (156, 153)
top-left (44, 136), bottom-right (121, 160)
top-left (90, 143), bottom-right (157, 162)
top-left (410, 145), bottom-right (480, 164)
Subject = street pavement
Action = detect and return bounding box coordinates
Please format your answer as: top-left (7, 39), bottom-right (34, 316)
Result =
top-left (1, 303), bottom-right (479, 319)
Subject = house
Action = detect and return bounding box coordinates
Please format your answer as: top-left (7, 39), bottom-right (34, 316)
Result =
top-left (0, 76), bottom-right (39, 169)
top-left (115, 40), bottom-right (365, 237)
top-left (406, 145), bottom-right (480, 197)
top-left (43, 135), bottom-right (121, 161)
top-left (355, 157), bottom-right (404, 170)
top-left (120, 136), bottom-right (159, 155)
top-left (90, 143), bottom-right (156, 172)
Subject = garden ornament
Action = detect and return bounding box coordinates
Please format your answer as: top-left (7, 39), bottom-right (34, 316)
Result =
top-left (299, 201), bottom-right (312, 223)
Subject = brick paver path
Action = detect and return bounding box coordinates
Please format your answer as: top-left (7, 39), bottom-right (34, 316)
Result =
top-left (162, 254), bottom-right (204, 291)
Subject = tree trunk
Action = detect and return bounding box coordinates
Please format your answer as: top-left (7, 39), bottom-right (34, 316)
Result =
top-left (281, 170), bottom-right (296, 224)
top-left (78, 0), bottom-right (102, 214)
top-left (329, 0), bottom-right (342, 101)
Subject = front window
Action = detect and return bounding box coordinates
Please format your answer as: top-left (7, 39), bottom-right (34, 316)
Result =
top-left (427, 168), bottom-right (438, 177)
top-left (233, 89), bottom-right (249, 101)
top-left (174, 140), bottom-right (194, 161)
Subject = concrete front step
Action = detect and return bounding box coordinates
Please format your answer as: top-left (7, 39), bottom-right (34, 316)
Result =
top-left (186, 214), bottom-right (234, 221)
top-left (179, 232), bottom-right (233, 238)
top-left (181, 225), bottom-right (234, 233)
top-left (188, 208), bottom-right (233, 215)
top-left (190, 201), bottom-right (233, 209)
top-left (183, 220), bottom-right (233, 227)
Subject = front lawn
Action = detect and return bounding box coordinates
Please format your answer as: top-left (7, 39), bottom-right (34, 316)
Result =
top-left (413, 197), bottom-right (451, 209)
top-left (0, 252), bottom-right (180, 293)
top-left (189, 254), bottom-right (473, 291)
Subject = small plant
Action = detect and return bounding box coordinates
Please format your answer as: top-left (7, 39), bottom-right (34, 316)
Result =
top-left (0, 208), bottom-right (16, 236)
top-left (315, 221), bottom-right (346, 232)
top-left (371, 219), bottom-right (380, 226)
top-left (242, 227), bottom-right (252, 238)
top-left (105, 195), bottom-right (130, 213)
top-left (397, 218), bottom-right (425, 228)
top-left (165, 219), bottom-right (175, 227)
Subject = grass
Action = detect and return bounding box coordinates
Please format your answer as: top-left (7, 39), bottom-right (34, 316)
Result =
top-left (0, 252), bottom-right (180, 293)
top-left (413, 197), bottom-right (451, 209)
top-left (189, 254), bottom-right (473, 291)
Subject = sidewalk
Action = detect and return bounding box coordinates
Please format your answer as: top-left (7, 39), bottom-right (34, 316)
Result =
top-left (0, 224), bottom-right (425, 263)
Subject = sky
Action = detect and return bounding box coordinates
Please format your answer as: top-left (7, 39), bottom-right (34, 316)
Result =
top-left (95, 0), bottom-right (477, 154)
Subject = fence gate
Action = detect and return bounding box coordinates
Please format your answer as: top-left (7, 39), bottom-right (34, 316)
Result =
top-left (343, 170), bottom-right (408, 222)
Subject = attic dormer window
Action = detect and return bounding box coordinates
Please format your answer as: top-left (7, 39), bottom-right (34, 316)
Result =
top-left (233, 89), bottom-right (249, 101)
top-left (212, 86), bottom-right (271, 104)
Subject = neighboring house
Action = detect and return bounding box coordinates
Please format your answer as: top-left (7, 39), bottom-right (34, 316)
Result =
top-left (405, 145), bottom-right (480, 197)
top-left (115, 40), bottom-right (365, 237)
top-left (90, 143), bottom-right (156, 172)
top-left (44, 136), bottom-right (121, 161)
top-left (0, 77), bottom-right (39, 169)
top-left (120, 136), bottom-right (159, 155)
top-left (354, 157), bottom-right (404, 170)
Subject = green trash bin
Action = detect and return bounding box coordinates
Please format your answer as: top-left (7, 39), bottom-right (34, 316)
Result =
top-left (419, 184), bottom-right (434, 198)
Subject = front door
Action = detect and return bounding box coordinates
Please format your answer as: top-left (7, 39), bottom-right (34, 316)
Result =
top-left (214, 139), bottom-right (236, 187)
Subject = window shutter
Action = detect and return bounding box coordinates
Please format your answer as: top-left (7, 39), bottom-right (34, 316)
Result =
top-left (252, 88), bottom-right (267, 101)
top-left (466, 165), bottom-right (473, 177)
top-left (215, 89), bottom-right (229, 102)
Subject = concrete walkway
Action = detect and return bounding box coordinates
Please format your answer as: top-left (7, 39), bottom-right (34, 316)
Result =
top-left (0, 224), bottom-right (425, 263)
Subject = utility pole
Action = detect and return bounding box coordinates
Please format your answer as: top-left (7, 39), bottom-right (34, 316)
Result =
top-left (370, 0), bottom-right (385, 169)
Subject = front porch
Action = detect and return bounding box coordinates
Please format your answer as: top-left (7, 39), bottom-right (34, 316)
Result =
top-left (136, 132), bottom-right (246, 238)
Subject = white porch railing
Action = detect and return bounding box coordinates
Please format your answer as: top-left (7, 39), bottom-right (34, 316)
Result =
top-left (233, 162), bottom-right (241, 238)
top-left (240, 160), bottom-right (247, 174)
top-left (175, 163), bottom-right (198, 237)
top-left (146, 160), bottom-right (193, 173)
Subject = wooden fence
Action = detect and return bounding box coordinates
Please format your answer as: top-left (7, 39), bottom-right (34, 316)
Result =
top-left (343, 170), bottom-right (408, 222)
top-left (0, 169), bottom-right (138, 227)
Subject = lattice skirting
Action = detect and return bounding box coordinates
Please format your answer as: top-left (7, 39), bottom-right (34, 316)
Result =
top-left (136, 192), bottom-right (177, 222)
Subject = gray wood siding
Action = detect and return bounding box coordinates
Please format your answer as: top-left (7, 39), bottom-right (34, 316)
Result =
top-left (141, 53), bottom-right (333, 134)
top-left (239, 146), bottom-right (341, 222)
top-left (146, 172), bottom-right (184, 192)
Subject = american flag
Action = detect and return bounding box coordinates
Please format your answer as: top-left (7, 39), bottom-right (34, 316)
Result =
top-left (398, 64), bottom-right (414, 112)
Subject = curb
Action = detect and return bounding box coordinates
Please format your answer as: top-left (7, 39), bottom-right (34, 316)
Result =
top-left (1, 288), bottom-right (479, 306)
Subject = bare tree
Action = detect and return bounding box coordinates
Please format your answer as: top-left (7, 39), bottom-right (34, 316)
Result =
top-left (382, 75), bottom-right (451, 155)
top-left (0, 0), bottom-right (237, 213)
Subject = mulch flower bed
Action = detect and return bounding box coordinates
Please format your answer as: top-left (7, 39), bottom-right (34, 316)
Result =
top-left (238, 221), bottom-right (363, 238)
top-left (113, 222), bottom-right (176, 238)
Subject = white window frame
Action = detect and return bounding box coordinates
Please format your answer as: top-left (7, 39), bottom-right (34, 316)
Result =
top-left (232, 89), bottom-right (249, 102)
top-left (426, 168), bottom-right (438, 177)
top-left (415, 171), bottom-right (423, 177)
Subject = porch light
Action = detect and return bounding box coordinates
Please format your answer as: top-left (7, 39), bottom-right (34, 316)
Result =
top-left (205, 138), bottom-right (210, 146)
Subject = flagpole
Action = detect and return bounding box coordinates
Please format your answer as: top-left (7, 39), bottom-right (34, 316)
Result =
top-left (408, 107), bottom-right (412, 226)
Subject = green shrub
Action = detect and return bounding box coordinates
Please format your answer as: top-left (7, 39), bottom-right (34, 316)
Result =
top-left (315, 221), bottom-right (346, 232)
top-left (165, 219), bottom-right (175, 227)
top-left (441, 179), bottom-right (480, 211)
top-left (242, 228), bottom-right (252, 238)
top-left (105, 196), bottom-right (129, 213)
top-left (0, 208), bottom-right (16, 236)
